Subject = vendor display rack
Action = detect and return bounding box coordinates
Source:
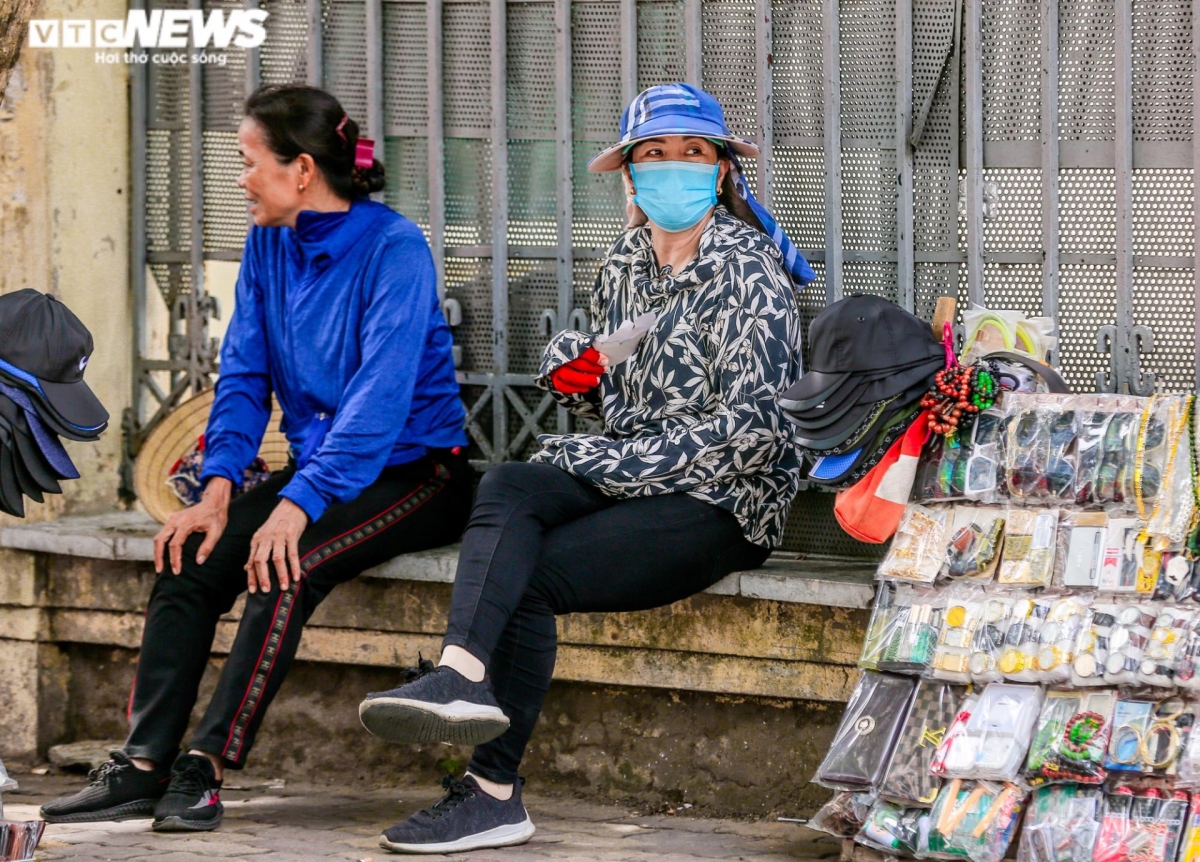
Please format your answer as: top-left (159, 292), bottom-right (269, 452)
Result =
top-left (811, 382), bottom-right (1200, 862)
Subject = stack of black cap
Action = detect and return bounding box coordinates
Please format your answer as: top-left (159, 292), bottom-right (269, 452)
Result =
top-left (780, 294), bottom-right (943, 488)
top-left (0, 290), bottom-right (108, 517)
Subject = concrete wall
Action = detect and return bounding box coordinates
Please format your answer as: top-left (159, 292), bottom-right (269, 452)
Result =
top-left (0, 0), bottom-right (132, 522)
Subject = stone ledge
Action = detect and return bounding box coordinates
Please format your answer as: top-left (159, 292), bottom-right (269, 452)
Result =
top-left (0, 511), bottom-right (878, 609)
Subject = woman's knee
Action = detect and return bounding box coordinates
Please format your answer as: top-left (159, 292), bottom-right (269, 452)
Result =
top-left (473, 461), bottom-right (565, 507)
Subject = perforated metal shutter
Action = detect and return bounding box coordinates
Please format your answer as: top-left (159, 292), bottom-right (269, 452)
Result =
top-left (135, 0), bottom-right (1200, 555)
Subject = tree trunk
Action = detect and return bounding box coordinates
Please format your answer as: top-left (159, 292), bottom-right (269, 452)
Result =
top-left (0, 0), bottom-right (39, 100)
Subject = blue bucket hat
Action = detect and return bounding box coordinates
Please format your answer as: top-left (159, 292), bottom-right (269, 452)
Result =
top-left (590, 83), bottom-right (816, 289)
top-left (587, 83), bottom-right (758, 173)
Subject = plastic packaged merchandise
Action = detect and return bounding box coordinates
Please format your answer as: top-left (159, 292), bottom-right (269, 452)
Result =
top-left (1003, 395), bottom-right (1079, 503)
top-left (998, 508), bottom-right (1059, 587)
top-left (1024, 688), bottom-right (1116, 786)
top-left (815, 671), bottom-right (917, 790)
top-left (1181, 793), bottom-right (1200, 862)
top-left (1034, 595), bottom-right (1090, 684)
top-left (1057, 511), bottom-right (1107, 589)
top-left (808, 791), bottom-right (875, 838)
top-left (1177, 712), bottom-right (1200, 788)
top-left (995, 593), bottom-right (1055, 684)
top-left (966, 593), bottom-right (1013, 684)
top-left (859, 582), bottom-right (940, 674)
top-left (1105, 696), bottom-right (1197, 777)
top-left (1137, 605), bottom-right (1196, 687)
top-left (1102, 603), bottom-right (1158, 685)
top-left (918, 408), bottom-right (1005, 504)
top-left (878, 680), bottom-right (964, 807)
top-left (855, 798), bottom-right (925, 854)
top-left (944, 505), bottom-right (1006, 581)
top-left (1099, 517), bottom-right (1156, 594)
top-left (878, 504), bottom-right (950, 583)
top-left (924, 778), bottom-right (1024, 862)
top-left (960, 305), bottom-right (1057, 368)
top-left (930, 682), bottom-right (1043, 782)
top-left (1144, 396), bottom-right (1195, 547)
top-left (1153, 550), bottom-right (1197, 603)
top-left (1178, 615), bottom-right (1200, 691)
top-left (1017, 785), bottom-right (1102, 862)
top-left (1094, 786), bottom-right (1189, 862)
top-left (931, 584), bottom-right (989, 684)
top-left (1071, 600), bottom-right (1122, 687)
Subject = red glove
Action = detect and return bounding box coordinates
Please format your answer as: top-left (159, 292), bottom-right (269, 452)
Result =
top-left (550, 347), bottom-right (605, 394)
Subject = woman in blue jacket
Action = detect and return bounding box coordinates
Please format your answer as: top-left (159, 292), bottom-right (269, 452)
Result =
top-left (41, 85), bottom-right (472, 833)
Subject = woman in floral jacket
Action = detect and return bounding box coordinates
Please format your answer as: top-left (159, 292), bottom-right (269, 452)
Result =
top-left (357, 83), bottom-right (808, 856)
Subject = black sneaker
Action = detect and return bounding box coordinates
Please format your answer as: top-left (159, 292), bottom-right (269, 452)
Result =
top-left (40, 750), bottom-right (171, 823)
top-left (151, 754), bottom-right (224, 832)
top-left (359, 656), bottom-right (509, 746)
top-left (379, 775), bottom-right (535, 854)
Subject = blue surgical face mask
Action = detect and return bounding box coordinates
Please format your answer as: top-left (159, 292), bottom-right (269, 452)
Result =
top-left (628, 161), bottom-right (719, 232)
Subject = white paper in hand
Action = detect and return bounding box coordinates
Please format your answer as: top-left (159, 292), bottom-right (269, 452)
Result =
top-left (593, 312), bottom-right (657, 366)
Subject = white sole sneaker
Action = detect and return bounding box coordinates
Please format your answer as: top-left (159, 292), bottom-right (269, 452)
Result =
top-left (379, 814), bottom-right (536, 854)
top-left (358, 697), bottom-right (510, 745)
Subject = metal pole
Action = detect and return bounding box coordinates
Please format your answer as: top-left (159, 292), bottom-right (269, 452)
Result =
top-left (1040, 0), bottom-right (1059, 324)
top-left (620, 0), bottom-right (638, 103)
top-left (895, 0), bottom-right (913, 312)
top-left (1194, 0), bottom-right (1200, 389)
top-left (1115, 0), bottom-right (1133, 392)
top-left (823, 0), bottom-right (843, 303)
top-left (684, 0), bottom-right (702, 87)
top-left (307, 0), bottom-right (324, 87)
top-left (491, 0), bottom-right (509, 462)
top-left (963, 0), bottom-right (984, 306)
top-left (245, 0), bottom-right (261, 95)
top-left (130, 0), bottom-right (149, 428)
top-left (755, 0), bottom-right (774, 208)
top-left (555, 0), bottom-right (573, 434)
top-left (428, 0), bottom-right (447, 301)
top-left (187, 0), bottom-right (207, 393)
top-left (366, 0), bottom-right (384, 174)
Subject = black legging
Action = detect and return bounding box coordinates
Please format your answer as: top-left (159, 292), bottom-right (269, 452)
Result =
top-left (442, 461), bottom-right (770, 784)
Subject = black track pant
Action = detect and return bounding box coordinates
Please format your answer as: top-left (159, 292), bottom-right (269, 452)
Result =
top-left (124, 451), bottom-right (474, 769)
top-left (441, 461), bottom-right (770, 784)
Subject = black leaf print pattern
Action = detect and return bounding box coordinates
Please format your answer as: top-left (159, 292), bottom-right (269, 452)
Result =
top-left (532, 207), bottom-right (806, 548)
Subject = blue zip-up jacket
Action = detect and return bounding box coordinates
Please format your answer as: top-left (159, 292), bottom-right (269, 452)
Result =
top-left (199, 198), bottom-right (468, 523)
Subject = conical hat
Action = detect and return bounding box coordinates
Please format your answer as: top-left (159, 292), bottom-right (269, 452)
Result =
top-left (134, 389), bottom-right (290, 524)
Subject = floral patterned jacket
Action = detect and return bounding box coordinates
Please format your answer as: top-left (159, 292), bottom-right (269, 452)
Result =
top-left (531, 206), bottom-right (805, 548)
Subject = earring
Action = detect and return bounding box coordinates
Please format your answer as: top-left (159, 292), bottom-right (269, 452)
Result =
top-left (298, 184), bottom-right (306, 192)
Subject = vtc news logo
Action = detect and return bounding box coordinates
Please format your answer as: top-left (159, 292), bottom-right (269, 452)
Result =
top-left (28, 10), bottom-right (268, 49)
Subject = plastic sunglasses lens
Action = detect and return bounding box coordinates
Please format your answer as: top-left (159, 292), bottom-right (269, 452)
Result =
top-left (973, 415), bottom-right (998, 446)
top-left (1141, 464), bottom-right (1162, 499)
top-left (966, 457), bottom-right (997, 493)
top-left (1144, 418), bottom-right (1166, 451)
top-left (1015, 411), bottom-right (1041, 447)
top-left (1050, 411), bottom-right (1077, 445)
top-left (1009, 467), bottom-right (1041, 497)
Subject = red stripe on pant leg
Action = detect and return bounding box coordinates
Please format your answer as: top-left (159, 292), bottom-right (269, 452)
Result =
top-left (297, 485), bottom-right (426, 566)
top-left (221, 588), bottom-right (289, 758)
top-left (301, 483), bottom-right (445, 577)
top-left (221, 480), bottom-right (444, 762)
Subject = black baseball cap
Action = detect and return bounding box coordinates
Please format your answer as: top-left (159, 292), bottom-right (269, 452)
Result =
top-left (781, 294), bottom-right (943, 406)
top-left (0, 290), bottom-right (109, 431)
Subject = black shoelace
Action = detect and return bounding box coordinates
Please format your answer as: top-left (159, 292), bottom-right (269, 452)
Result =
top-left (399, 653), bottom-right (438, 684)
top-left (87, 758), bottom-right (127, 786)
top-left (423, 775), bottom-right (475, 820)
top-left (169, 761), bottom-right (211, 798)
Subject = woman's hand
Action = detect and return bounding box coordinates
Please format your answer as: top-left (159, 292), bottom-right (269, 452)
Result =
top-left (245, 498), bottom-right (310, 593)
top-left (154, 477), bottom-right (233, 575)
top-left (550, 347), bottom-right (607, 394)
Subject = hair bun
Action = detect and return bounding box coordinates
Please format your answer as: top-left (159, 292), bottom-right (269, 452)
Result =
top-left (351, 159), bottom-right (386, 195)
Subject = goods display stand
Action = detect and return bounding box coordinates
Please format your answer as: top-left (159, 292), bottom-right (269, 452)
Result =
top-left (806, 305), bottom-right (1200, 862)
top-left (0, 757), bottom-right (40, 862)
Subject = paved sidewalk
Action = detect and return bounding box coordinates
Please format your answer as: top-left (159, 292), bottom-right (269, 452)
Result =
top-left (5, 772), bottom-right (837, 862)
